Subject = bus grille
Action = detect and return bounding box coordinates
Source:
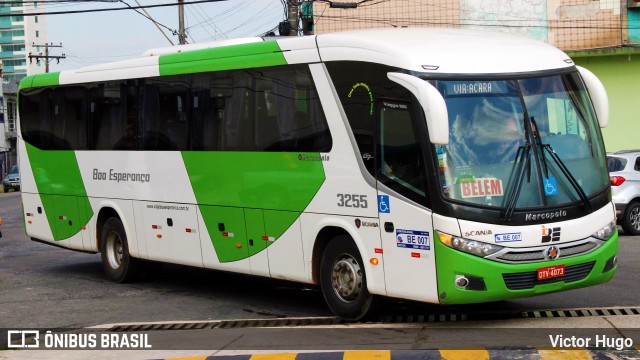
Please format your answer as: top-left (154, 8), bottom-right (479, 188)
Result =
top-left (502, 261), bottom-right (595, 290)
top-left (494, 240), bottom-right (598, 263)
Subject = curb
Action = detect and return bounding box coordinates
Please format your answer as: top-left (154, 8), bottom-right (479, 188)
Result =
top-left (155, 347), bottom-right (640, 360)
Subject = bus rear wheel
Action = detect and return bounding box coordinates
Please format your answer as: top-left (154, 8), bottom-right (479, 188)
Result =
top-left (100, 217), bottom-right (143, 283)
top-left (320, 235), bottom-right (376, 320)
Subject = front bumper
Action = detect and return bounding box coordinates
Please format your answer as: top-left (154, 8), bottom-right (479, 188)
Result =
top-left (435, 231), bottom-right (618, 304)
top-left (2, 180), bottom-right (20, 189)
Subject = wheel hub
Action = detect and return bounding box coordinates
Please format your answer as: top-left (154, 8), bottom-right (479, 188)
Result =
top-left (631, 207), bottom-right (640, 230)
top-left (331, 255), bottom-right (363, 302)
top-left (106, 232), bottom-right (123, 270)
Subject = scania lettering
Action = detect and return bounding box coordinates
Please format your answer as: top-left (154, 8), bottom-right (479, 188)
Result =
top-left (17, 28), bottom-right (617, 320)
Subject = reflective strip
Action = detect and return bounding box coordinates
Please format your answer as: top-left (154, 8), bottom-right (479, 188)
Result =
top-left (439, 349), bottom-right (489, 360)
top-left (538, 349), bottom-right (592, 360)
top-left (249, 353), bottom-right (297, 360)
top-left (344, 350), bottom-right (391, 360)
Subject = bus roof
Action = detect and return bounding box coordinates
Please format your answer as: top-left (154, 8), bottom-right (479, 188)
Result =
top-left (315, 27), bottom-right (573, 74)
top-left (20, 28), bottom-right (573, 89)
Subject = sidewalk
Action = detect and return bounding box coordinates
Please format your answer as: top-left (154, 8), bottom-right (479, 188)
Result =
top-left (2, 315), bottom-right (639, 360)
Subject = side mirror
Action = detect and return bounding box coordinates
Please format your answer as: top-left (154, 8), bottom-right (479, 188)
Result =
top-left (577, 66), bottom-right (609, 128)
top-left (387, 72), bottom-right (449, 145)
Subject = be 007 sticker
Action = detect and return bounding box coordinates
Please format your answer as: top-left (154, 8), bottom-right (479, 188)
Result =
top-left (494, 232), bottom-right (522, 243)
top-left (396, 229), bottom-right (430, 250)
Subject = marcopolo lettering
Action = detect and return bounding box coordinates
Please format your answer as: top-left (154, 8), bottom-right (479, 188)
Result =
top-left (525, 210), bottom-right (567, 222)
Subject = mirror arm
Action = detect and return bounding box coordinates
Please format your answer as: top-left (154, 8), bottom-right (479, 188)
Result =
top-left (387, 72), bottom-right (449, 145)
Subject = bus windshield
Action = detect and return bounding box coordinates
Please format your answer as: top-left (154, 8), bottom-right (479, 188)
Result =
top-left (432, 72), bottom-right (608, 211)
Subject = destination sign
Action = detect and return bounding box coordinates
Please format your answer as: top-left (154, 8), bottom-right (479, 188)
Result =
top-left (443, 81), bottom-right (515, 96)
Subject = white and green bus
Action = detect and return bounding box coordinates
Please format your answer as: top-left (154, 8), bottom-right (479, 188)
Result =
top-left (18, 28), bottom-right (617, 319)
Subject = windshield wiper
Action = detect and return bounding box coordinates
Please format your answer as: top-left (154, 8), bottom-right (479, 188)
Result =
top-left (530, 118), bottom-right (593, 213)
top-left (539, 143), bottom-right (593, 213)
top-left (500, 143), bottom-right (532, 222)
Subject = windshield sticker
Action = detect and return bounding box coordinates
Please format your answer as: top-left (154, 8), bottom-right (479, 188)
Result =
top-left (396, 229), bottom-right (430, 250)
top-left (495, 232), bottom-right (523, 243)
top-left (348, 82), bottom-right (374, 115)
top-left (460, 178), bottom-right (504, 198)
top-left (544, 176), bottom-right (559, 196)
top-left (382, 101), bottom-right (408, 110)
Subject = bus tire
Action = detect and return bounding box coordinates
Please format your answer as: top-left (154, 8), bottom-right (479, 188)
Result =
top-left (320, 235), bottom-right (376, 320)
top-left (100, 217), bottom-right (143, 283)
top-left (621, 201), bottom-right (640, 235)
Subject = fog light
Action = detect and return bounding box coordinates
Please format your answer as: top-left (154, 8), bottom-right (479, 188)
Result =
top-left (603, 255), bottom-right (618, 273)
top-left (455, 275), bottom-right (469, 289)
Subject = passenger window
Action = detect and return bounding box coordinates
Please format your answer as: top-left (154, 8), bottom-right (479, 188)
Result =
top-left (635, 157), bottom-right (640, 172)
top-left (142, 76), bottom-right (190, 150)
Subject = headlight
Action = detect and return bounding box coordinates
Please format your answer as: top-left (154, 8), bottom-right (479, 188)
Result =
top-left (592, 221), bottom-right (616, 240)
top-left (437, 231), bottom-right (503, 257)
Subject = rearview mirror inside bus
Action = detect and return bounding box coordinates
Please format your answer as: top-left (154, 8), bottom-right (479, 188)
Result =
top-left (387, 72), bottom-right (449, 145)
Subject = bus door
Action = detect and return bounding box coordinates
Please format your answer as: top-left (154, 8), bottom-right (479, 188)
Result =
top-left (375, 100), bottom-right (439, 303)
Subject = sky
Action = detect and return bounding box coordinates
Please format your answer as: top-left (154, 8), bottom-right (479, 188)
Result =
top-left (43, 0), bottom-right (286, 72)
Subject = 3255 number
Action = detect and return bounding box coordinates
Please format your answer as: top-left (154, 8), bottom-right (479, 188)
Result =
top-left (337, 194), bottom-right (368, 208)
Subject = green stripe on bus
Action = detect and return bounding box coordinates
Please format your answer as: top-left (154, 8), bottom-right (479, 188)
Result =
top-left (18, 75), bottom-right (36, 91)
top-left (159, 41), bottom-right (287, 76)
top-left (25, 143), bottom-right (93, 241)
top-left (182, 151), bottom-right (324, 262)
top-left (21, 72), bottom-right (61, 90)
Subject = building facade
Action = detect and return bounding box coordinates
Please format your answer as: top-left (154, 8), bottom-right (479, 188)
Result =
top-left (1, 1), bottom-right (47, 178)
top-left (312, 0), bottom-right (640, 152)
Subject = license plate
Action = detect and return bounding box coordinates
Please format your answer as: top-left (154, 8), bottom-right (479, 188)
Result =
top-left (537, 264), bottom-right (566, 280)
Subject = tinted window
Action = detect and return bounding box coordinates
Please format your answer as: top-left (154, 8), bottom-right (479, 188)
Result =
top-left (20, 87), bottom-right (70, 150)
top-left (191, 65), bottom-right (331, 152)
top-left (142, 76), bottom-right (190, 150)
top-left (20, 65), bottom-right (331, 153)
top-left (56, 86), bottom-right (89, 150)
top-left (378, 101), bottom-right (427, 198)
top-left (20, 86), bottom-right (90, 150)
top-left (327, 61), bottom-right (430, 206)
top-left (606, 156), bottom-right (627, 172)
top-left (89, 81), bottom-right (139, 150)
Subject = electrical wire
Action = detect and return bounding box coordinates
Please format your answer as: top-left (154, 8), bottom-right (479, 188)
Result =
top-left (0, 0), bottom-right (226, 17)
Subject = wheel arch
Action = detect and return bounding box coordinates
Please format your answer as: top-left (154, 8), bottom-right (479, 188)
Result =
top-left (94, 200), bottom-right (137, 256)
top-left (309, 217), bottom-right (385, 297)
top-left (311, 226), bottom-right (352, 285)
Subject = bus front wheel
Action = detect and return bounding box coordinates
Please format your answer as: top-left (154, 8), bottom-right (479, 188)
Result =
top-left (320, 235), bottom-right (376, 320)
top-left (100, 217), bottom-right (143, 283)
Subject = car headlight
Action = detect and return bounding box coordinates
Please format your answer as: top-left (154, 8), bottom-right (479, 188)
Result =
top-left (592, 220), bottom-right (616, 241)
top-left (437, 231), bottom-right (503, 257)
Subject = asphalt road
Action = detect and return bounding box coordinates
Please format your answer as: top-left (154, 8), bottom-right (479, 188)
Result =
top-left (1, 190), bottom-right (639, 330)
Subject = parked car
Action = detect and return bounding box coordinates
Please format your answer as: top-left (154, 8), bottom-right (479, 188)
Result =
top-left (607, 150), bottom-right (640, 235)
top-left (2, 165), bottom-right (20, 193)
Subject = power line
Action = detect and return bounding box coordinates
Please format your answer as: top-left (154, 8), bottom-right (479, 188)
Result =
top-left (0, 0), bottom-right (226, 17)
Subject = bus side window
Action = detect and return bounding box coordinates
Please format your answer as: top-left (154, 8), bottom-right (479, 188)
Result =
top-left (377, 102), bottom-right (427, 199)
top-left (89, 82), bottom-right (136, 151)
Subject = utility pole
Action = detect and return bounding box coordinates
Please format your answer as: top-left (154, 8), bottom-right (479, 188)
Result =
top-left (28, 43), bottom-right (66, 73)
top-left (288, 0), bottom-right (298, 36)
top-left (178, 0), bottom-right (187, 44)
